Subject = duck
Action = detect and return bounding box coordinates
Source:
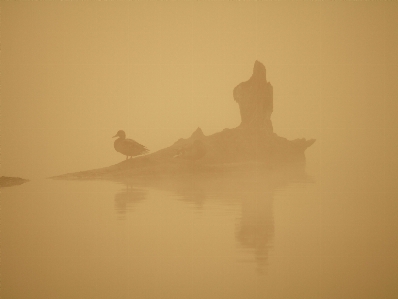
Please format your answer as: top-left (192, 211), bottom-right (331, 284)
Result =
top-left (112, 130), bottom-right (149, 160)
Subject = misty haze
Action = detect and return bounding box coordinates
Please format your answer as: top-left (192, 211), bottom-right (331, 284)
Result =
top-left (1, 1), bottom-right (398, 299)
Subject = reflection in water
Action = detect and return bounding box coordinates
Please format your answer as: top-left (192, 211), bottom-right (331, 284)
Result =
top-left (174, 182), bottom-right (206, 210)
top-left (127, 166), bottom-right (307, 273)
top-left (179, 188), bottom-right (206, 210)
top-left (114, 182), bottom-right (147, 218)
top-left (235, 191), bottom-right (274, 274)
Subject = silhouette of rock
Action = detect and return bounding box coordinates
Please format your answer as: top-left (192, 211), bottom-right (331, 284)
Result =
top-left (0, 176), bottom-right (29, 188)
top-left (53, 61), bottom-right (315, 180)
top-left (174, 139), bottom-right (207, 161)
top-left (190, 127), bottom-right (205, 140)
top-left (234, 60), bottom-right (273, 131)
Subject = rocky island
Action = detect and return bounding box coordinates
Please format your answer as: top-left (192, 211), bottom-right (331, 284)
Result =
top-left (0, 176), bottom-right (29, 188)
top-left (54, 61), bottom-right (315, 180)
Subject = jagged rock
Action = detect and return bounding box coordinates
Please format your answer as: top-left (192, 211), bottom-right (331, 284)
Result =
top-left (233, 60), bottom-right (273, 131)
top-left (174, 139), bottom-right (207, 161)
top-left (53, 61), bottom-right (315, 180)
top-left (191, 127), bottom-right (205, 140)
top-left (0, 176), bottom-right (29, 188)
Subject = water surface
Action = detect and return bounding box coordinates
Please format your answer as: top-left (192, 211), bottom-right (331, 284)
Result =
top-left (1, 168), bottom-right (397, 299)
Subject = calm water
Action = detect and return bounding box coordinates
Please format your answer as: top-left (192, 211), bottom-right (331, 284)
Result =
top-left (1, 167), bottom-right (397, 299)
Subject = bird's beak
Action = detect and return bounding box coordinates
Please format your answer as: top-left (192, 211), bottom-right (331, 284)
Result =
top-left (112, 134), bottom-right (118, 138)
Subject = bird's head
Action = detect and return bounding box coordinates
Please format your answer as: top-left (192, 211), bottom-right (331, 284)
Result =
top-left (112, 130), bottom-right (126, 139)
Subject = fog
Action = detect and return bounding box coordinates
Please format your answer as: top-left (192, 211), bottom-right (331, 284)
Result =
top-left (2, 2), bottom-right (398, 298)
top-left (1, 1), bottom-right (397, 186)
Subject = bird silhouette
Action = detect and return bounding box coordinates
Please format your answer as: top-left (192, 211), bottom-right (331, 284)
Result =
top-left (112, 130), bottom-right (149, 160)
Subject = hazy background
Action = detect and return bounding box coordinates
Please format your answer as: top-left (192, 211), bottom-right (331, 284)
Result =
top-left (1, 0), bottom-right (397, 185)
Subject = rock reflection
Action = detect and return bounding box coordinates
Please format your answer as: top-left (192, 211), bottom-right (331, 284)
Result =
top-left (177, 187), bottom-right (206, 210)
top-left (169, 178), bottom-right (207, 210)
top-left (114, 182), bottom-right (147, 219)
top-left (235, 191), bottom-right (274, 274)
top-left (123, 166), bottom-right (309, 273)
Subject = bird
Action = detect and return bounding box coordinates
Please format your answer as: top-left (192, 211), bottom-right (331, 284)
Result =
top-left (112, 130), bottom-right (149, 160)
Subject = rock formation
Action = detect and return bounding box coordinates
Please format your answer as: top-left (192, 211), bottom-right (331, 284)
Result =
top-left (0, 176), bottom-right (29, 188)
top-left (53, 61), bottom-right (315, 180)
top-left (233, 60), bottom-right (273, 131)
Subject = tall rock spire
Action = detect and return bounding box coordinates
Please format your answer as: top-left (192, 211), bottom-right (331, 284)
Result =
top-left (233, 61), bottom-right (273, 131)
